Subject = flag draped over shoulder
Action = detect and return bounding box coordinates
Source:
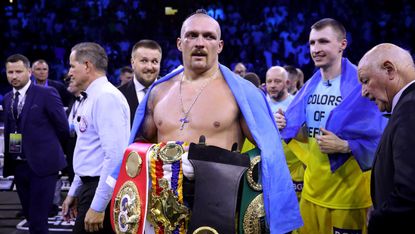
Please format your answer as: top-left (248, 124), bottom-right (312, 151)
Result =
top-left (112, 64), bottom-right (302, 233)
top-left (281, 58), bottom-right (387, 172)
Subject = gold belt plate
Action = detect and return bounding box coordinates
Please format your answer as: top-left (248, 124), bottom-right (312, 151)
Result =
top-left (113, 181), bottom-right (141, 233)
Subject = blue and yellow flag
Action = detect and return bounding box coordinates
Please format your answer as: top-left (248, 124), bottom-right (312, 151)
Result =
top-left (281, 58), bottom-right (388, 172)
top-left (124, 64), bottom-right (303, 233)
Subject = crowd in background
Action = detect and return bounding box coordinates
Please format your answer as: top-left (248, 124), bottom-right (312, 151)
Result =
top-left (1, 0), bottom-right (414, 93)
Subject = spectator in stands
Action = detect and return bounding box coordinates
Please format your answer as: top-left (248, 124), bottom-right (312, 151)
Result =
top-left (266, 66), bottom-right (294, 115)
top-left (233, 62), bottom-right (247, 77)
top-left (118, 66), bottom-right (133, 86)
top-left (243, 72), bottom-right (261, 87)
top-left (296, 67), bottom-right (304, 90)
top-left (284, 65), bottom-right (300, 95)
top-left (32, 59), bottom-right (71, 106)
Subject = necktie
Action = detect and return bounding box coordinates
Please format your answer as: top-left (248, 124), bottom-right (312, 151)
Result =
top-left (80, 91), bottom-right (88, 99)
top-left (13, 91), bottom-right (20, 120)
top-left (143, 88), bottom-right (148, 95)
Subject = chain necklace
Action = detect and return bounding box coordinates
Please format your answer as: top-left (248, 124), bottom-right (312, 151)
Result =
top-left (179, 69), bottom-right (219, 130)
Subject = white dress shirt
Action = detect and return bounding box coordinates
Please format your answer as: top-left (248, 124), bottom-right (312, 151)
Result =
top-left (133, 76), bottom-right (147, 104)
top-left (392, 80), bottom-right (415, 113)
top-left (68, 76), bottom-right (130, 212)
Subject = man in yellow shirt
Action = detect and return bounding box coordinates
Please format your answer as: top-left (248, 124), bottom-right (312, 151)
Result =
top-left (280, 18), bottom-right (387, 234)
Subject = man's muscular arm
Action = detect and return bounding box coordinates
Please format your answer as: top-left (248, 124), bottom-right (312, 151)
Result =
top-left (138, 89), bottom-right (158, 143)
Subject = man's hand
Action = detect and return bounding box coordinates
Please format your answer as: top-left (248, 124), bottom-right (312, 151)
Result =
top-left (62, 195), bottom-right (78, 221)
top-left (316, 127), bottom-right (351, 154)
top-left (274, 108), bottom-right (286, 130)
top-left (84, 208), bottom-right (105, 232)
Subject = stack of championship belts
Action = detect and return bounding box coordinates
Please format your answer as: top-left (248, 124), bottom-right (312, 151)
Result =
top-left (110, 137), bottom-right (269, 233)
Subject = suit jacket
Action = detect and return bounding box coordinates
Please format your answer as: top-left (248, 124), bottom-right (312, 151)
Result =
top-left (118, 79), bottom-right (138, 127)
top-left (2, 83), bottom-right (69, 177)
top-left (48, 79), bottom-right (72, 107)
top-left (369, 82), bottom-right (415, 233)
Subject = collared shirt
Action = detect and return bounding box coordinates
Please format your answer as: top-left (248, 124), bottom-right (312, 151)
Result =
top-left (68, 76), bottom-right (130, 212)
top-left (133, 75), bottom-right (147, 104)
top-left (68, 95), bottom-right (83, 124)
top-left (392, 80), bottom-right (415, 113)
top-left (33, 78), bottom-right (48, 87)
top-left (13, 79), bottom-right (31, 110)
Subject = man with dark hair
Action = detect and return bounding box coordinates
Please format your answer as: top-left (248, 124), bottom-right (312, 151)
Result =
top-left (3, 54), bottom-right (69, 233)
top-left (296, 67), bottom-right (304, 90)
top-left (118, 66), bottom-right (133, 86)
top-left (233, 62), bottom-right (247, 77)
top-left (284, 65), bottom-right (299, 95)
top-left (359, 43), bottom-right (415, 233)
top-left (62, 42), bottom-right (130, 233)
top-left (243, 72), bottom-right (261, 87)
top-left (110, 9), bottom-right (302, 233)
top-left (118, 39), bottom-right (162, 126)
top-left (280, 18), bottom-right (387, 233)
top-left (32, 59), bottom-right (71, 106)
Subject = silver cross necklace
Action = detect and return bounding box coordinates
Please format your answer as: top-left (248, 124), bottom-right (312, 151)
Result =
top-left (179, 69), bottom-right (219, 130)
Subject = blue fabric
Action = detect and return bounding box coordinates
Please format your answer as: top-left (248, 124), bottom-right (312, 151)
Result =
top-left (281, 58), bottom-right (388, 172)
top-left (112, 64), bottom-right (302, 233)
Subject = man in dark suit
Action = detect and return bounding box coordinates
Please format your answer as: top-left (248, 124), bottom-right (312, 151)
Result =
top-left (118, 39), bottom-right (162, 126)
top-left (32, 59), bottom-right (72, 217)
top-left (3, 54), bottom-right (69, 233)
top-left (358, 43), bottom-right (415, 233)
top-left (32, 59), bottom-right (71, 107)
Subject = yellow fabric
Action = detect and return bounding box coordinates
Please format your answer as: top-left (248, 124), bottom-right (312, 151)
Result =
top-left (241, 139), bottom-right (256, 153)
top-left (282, 141), bottom-right (305, 182)
top-left (282, 141), bottom-right (305, 201)
top-left (298, 198), bottom-right (368, 234)
top-left (288, 137), bottom-right (372, 209)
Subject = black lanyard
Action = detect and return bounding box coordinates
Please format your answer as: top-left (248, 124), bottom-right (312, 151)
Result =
top-left (71, 97), bottom-right (85, 121)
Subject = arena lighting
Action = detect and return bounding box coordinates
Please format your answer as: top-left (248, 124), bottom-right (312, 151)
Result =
top-left (165, 6), bottom-right (178, 15)
top-left (9, 0), bottom-right (13, 3)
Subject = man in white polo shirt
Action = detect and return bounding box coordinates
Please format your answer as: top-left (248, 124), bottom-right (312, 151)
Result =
top-left (62, 42), bottom-right (130, 233)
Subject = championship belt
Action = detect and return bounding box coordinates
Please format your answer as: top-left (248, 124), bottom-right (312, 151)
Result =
top-left (239, 148), bottom-right (270, 234)
top-left (110, 142), bottom-right (153, 234)
top-left (147, 141), bottom-right (190, 234)
top-left (188, 142), bottom-right (250, 234)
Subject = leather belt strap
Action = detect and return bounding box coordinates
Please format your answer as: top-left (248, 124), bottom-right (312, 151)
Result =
top-left (188, 142), bottom-right (250, 234)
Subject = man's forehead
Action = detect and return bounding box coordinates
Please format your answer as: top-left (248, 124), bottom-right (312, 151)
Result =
top-left (134, 47), bottom-right (161, 57)
top-left (7, 61), bottom-right (26, 69)
top-left (235, 64), bottom-right (246, 70)
top-left (357, 63), bottom-right (373, 79)
top-left (267, 71), bottom-right (285, 80)
top-left (310, 26), bottom-right (338, 39)
top-left (33, 62), bottom-right (48, 68)
top-left (182, 14), bottom-right (220, 35)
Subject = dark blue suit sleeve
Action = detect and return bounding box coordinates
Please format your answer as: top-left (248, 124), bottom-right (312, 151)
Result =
top-left (45, 87), bottom-right (69, 146)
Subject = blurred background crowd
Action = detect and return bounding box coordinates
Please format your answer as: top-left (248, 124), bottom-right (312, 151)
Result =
top-left (1, 0), bottom-right (414, 94)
